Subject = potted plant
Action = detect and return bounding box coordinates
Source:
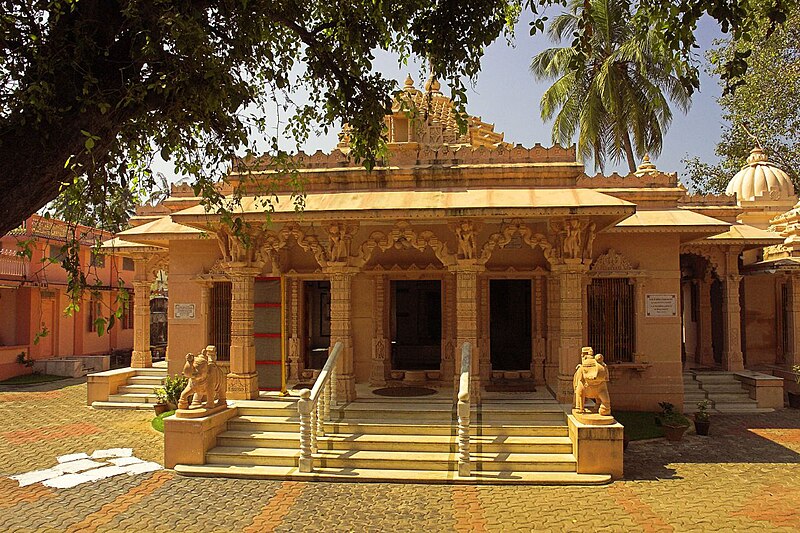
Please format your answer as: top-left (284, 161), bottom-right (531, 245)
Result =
top-left (694, 400), bottom-right (711, 436)
top-left (788, 365), bottom-right (800, 409)
top-left (154, 374), bottom-right (188, 415)
top-left (657, 402), bottom-right (690, 441)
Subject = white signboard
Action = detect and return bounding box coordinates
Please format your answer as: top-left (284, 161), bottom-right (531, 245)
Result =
top-left (174, 303), bottom-right (196, 320)
top-left (646, 294), bottom-right (677, 317)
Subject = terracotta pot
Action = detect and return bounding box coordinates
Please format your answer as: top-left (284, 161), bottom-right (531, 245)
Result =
top-left (788, 391), bottom-right (800, 409)
top-left (153, 403), bottom-right (169, 416)
top-left (662, 424), bottom-right (688, 442)
top-left (694, 419), bottom-right (711, 436)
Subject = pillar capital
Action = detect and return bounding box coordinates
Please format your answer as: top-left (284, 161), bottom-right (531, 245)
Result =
top-left (221, 263), bottom-right (263, 278)
top-left (448, 259), bottom-right (485, 275)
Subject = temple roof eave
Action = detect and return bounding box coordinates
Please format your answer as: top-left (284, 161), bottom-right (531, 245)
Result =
top-left (170, 188), bottom-right (636, 232)
top-left (112, 216), bottom-right (207, 249)
top-left (100, 237), bottom-right (166, 256)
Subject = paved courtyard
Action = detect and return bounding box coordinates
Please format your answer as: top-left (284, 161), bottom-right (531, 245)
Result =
top-left (1, 379), bottom-right (799, 532)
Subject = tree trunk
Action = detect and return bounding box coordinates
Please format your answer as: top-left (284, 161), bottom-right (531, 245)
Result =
top-left (622, 131), bottom-right (637, 173)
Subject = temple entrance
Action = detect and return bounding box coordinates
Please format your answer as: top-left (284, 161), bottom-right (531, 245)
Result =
top-left (390, 280), bottom-right (442, 370)
top-left (304, 281), bottom-right (331, 370)
top-left (490, 279), bottom-right (532, 371)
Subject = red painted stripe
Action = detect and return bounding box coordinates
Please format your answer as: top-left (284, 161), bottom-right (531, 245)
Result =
top-left (255, 276), bottom-right (280, 281)
top-left (254, 333), bottom-right (281, 338)
top-left (256, 360), bottom-right (282, 365)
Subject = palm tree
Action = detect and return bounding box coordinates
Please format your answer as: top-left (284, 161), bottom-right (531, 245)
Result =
top-left (530, 0), bottom-right (692, 172)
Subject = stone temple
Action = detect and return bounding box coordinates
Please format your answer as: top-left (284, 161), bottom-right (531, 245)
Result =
top-left (91, 76), bottom-right (799, 483)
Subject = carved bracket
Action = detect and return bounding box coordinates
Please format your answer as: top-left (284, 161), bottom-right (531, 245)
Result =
top-left (479, 219), bottom-right (555, 265)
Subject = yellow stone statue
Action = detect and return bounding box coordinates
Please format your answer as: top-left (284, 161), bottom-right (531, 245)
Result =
top-left (178, 345), bottom-right (227, 410)
top-left (573, 346), bottom-right (611, 416)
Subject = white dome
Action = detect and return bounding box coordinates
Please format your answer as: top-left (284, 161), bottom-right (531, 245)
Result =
top-left (725, 147), bottom-right (795, 202)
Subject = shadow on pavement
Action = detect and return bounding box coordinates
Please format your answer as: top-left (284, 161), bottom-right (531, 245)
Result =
top-left (622, 410), bottom-right (800, 481)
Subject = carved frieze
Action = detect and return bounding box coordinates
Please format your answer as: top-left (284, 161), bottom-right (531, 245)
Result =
top-left (354, 221), bottom-right (455, 267)
top-left (479, 220), bottom-right (554, 264)
top-left (591, 249), bottom-right (638, 272)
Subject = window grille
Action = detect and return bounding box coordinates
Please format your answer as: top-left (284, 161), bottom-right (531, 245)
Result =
top-left (88, 293), bottom-right (103, 332)
top-left (587, 278), bottom-right (635, 363)
top-left (210, 282), bottom-right (232, 361)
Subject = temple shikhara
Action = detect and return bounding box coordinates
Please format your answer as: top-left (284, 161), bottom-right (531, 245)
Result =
top-left (90, 76), bottom-right (798, 484)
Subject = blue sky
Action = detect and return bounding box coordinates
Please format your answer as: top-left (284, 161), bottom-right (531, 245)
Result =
top-left (158, 13), bottom-right (728, 188)
top-left (300, 13), bottom-right (725, 184)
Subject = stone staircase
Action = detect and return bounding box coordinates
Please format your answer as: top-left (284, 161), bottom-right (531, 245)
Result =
top-left (175, 397), bottom-right (611, 485)
top-left (683, 371), bottom-right (772, 413)
top-left (91, 365), bottom-right (168, 410)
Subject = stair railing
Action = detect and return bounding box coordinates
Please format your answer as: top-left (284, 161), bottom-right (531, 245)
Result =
top-left (298, 341), bottom-right (342, 473)
top-left (457, 341), bottom-right (471, 477)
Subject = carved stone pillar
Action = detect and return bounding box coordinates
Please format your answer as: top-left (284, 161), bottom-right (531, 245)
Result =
top-left (723, 273), bottom-right (744, 371)
top-left (440, 275), bottom-right (456, 382)
top-left (131, 255), bottom-right (152, 368)
top-left (532, 276), bottom-right (546, 384)
top-left (698, 274), bottom-right (714, 367)
top-left (478, 276), bottom-right (492, 382)
top-left (226, 266), bottom-right (261, 399)
top-left (370, 275), bottom-right (389, 386)
top-left (545, 274), bottom-right (560, 386)
top-left (449, 260), bottom-right (484, 402)
top-left (326, 265), bottom-right (358, 402)
top-left (551, 261), bottom-right (589, 404)
top-left (288, 278), bottom-right (303, 381)
top-left (787, 274), bottom-right (800, 368)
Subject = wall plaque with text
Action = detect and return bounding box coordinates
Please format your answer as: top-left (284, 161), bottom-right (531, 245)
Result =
top-left (174, 303), bottom-right (196, 320)
top-left (646, 294), bottom-right (677, 317)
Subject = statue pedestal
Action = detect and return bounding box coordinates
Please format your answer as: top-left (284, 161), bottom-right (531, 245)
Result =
top-left (572, 409), bottom-right (616, 426)
top-left (175, 402), bottom-right (228, 419)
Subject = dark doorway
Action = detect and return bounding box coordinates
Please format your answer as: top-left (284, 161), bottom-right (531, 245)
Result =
top-left (711, 278), bottom-right (724, 365)
top-left (391, 280), bottom-right (442, 370)
top-left (305, 281), bottom-right (331, 370)
top-left (490, 279), bottom-right (532, 370)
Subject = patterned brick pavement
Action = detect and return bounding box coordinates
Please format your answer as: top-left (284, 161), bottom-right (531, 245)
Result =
top-left (1, 379), bottom-right (799, 532)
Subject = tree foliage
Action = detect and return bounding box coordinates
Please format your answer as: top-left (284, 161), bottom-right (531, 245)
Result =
top-left (530, 0), bottom-right (692, 172)
top-left (684, 7), bottom-right (800, 194)
top-left (0, 0), bottom-right (516, 239)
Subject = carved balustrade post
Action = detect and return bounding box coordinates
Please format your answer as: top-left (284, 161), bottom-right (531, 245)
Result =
top-left (457, 393), bottom-right (471, 477)
top-left (298, 389), bottom-right (313, 472)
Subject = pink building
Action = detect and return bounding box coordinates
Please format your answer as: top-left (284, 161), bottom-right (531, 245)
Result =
top-left (0, 215), bottom-right (134, 380)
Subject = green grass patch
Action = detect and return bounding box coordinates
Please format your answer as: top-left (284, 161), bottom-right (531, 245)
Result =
top-left (151, 410), bottom-right (176, 433)
top-left (615, 411), bottom-right (664, 441)
top-left (0, 373), bottom-right (66, 385)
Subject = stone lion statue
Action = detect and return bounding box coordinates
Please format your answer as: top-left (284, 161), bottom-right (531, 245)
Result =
top-left (573, 346), bottom-right (611, 416)
top-left (178, 345), bottom-right (227, 410)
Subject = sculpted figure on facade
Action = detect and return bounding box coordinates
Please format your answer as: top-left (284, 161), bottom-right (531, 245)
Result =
top-left (455, 221), bottom-right (476, 260)
top-left (584, 222), bottom-right (596, 261)
top-left (327, 223), bottom-right (350, 262)
top-left (178, 345), bottom-right (227, 410)
top-left (573, 347), bottom-right (611, 416)
top-left (563, 219), bottom-right (583, 260)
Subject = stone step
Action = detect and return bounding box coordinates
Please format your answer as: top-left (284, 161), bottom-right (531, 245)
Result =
top-left (128, 376), bottom-right (166, 386)
top-left (118, 384), bottom-right (162, 394)
top-left (701, 383), bottom-right (747, 393)
top-left (692, 373), bottom-right (737, 383)
top-left (713, 404), bottom-right (772, 413)
top-left (108, 393), bottom-right (161, 404)
top-left (135, 368), bottom-right (168, 377)
top-left (205, 446), bottom-right (576, 472)
top-left (216, 431), bottom-right (574, 454)
top-left (174, 463), bottom-right (611, 485)
top-left (228, 416), bottom-right (569, 437)
top-left (92, 401), bottom-right (157, 411)
top-left (706, 393), bottom-right (755, 403)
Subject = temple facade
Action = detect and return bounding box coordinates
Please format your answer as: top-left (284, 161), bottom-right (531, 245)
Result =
top-left (109, 77), bottom-right (800, 412)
